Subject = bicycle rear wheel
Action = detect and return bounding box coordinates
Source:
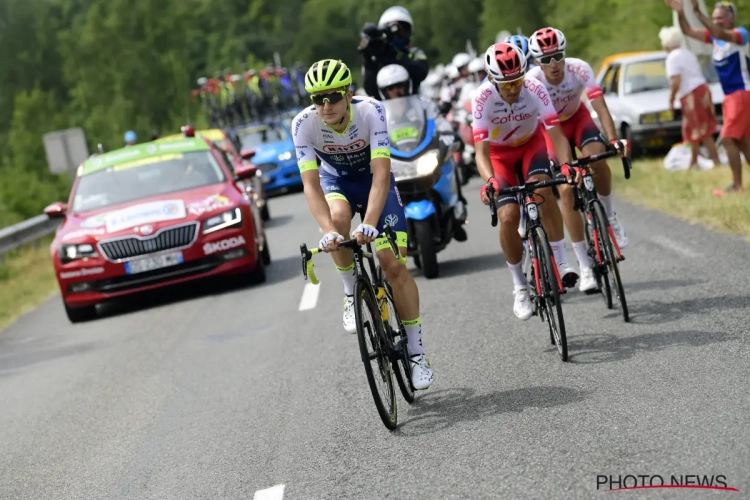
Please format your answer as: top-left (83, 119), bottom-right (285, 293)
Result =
top-left (533, 226), bottom-right (568, 362)
top-left (353, 278), bottom-right (398, 429)
top-left (378, 268), bottom-right (415, 404)
top-left (592, 202), bottom-right (630, 322)
top-left (585, 203), bottom-right (613, 309)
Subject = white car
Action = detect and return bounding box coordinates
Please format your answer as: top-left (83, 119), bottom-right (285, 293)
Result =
top-left (586, 51), bottom-right (724, 156)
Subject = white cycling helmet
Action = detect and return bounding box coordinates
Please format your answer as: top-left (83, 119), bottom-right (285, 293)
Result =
top-left (529, 27), bottom-right (567, 59)
top-left (446, 64), bottom-right (460, 80)
top-left (468, 57), bottom-right (485, 74)
top-left (378, 6), bottom-right (413, 31)
top-left (452, 52), bottom-right (472, 70)
top-left (484, 42), bottom-right (526, 83)
top-left (377, 64), bottom-right (412, 99)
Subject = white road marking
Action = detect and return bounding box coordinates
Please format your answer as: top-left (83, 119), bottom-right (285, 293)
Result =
top-left (299, 282), bottom-right (320, 311)
top-left (254, 484), bottom-right (285, 500)
top-left (651, 235), bottom-right (701, 258)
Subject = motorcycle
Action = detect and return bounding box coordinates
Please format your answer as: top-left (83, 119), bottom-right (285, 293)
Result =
top-left (383, 95), bottom-right (468, 279)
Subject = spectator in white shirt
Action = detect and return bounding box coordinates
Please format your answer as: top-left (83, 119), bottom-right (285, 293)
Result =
top-left (661, 26), bottom-right (721, 168)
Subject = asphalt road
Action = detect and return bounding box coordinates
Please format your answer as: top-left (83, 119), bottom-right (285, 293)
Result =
top-left (1, 177), bottom-right (748, 499)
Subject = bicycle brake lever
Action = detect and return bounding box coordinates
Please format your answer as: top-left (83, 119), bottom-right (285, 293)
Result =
top-left (300, 244), bottom-right (309, 280)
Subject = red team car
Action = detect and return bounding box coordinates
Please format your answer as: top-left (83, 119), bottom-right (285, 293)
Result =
top-left (44, 135), bottom-right (271, 323)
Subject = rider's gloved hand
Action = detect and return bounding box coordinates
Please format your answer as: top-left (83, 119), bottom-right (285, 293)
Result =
top-left (609, 139), bottom-right (630, 157)
top-left (319, 231), bottom-right (344, 253)
top-left (352, 223), bottom-right (379, 245)
top-left (560, 163), bottom-right (583, 187)
top-left (480, 177), bottom-right (500, 206)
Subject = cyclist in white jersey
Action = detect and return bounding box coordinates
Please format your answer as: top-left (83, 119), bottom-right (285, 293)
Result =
top-left (527, 27), bottom-right (630, 293)
top-left (472, 42), bottom-right (581, 320)
top-left (292, 59), bottom-right (433, 390)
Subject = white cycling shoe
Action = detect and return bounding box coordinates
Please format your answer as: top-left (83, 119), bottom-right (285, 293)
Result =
top-left (513, 285), bottom-right (534, 320)
top-left (557, 262), bottom-right (579, 289)
top-left (579, 267), bottom-right (598, 293)
top-left (608, 213), bottom-right (628, 249)
top-left (410, 354), bottom-right (433, 390)
top-left (343, 295), bottom-right (356, 334)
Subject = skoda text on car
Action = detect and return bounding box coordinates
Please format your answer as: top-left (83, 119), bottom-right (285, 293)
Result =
top-left (44, 136), bottom-right (271, 323)
top-left (160, 127), bottom-right (270, 221)
top-left (230, 121), bottom-right (301, 194)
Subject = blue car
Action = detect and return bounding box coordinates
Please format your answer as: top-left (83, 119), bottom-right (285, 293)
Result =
top-left (229, 118), bottom-right (302, 195)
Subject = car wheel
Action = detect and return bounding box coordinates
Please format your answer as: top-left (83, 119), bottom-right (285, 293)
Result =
top-left (64, 300), bottom-right (97, 323)
top-left (248, 245), bottom-right (267, 284)
top-left (622, 124), bottom-right (642, 160)
top-left (261, 236), bottom-right (271, 266)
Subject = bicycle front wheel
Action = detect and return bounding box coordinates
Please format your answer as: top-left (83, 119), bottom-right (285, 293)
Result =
top-left (585, 203), bottom-right (613, 309)
top-left (354, 278), bottom-right (398, 430)
top-left (533, 226), bottom-right (568, 362)
top-left (592, 201), bottom-right (630, 322)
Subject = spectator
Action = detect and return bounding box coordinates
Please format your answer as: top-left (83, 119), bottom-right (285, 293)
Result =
top-left (124, 130), bottom-right (137, 146)
top-left (672, 0), bottom-right (750, 195)
top-left (660, 25), bottom-right (721, 168)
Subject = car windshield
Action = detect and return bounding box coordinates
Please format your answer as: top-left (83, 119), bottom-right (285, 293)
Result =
top-left (236, 123), bottom-right (287, 149)
top-left (71, 151), bottom-right (226, 213)
top-left (623, 57), bottom-right (719, 94)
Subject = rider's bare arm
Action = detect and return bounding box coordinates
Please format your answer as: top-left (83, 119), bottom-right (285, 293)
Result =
top-left (677, 10), bottom-right (710, 41)
top-left (546, 126), bottom-right (573, 165)
top-left (475, 141), bottom-right (493, 183)
top-left (590, 97), bottom-right (619, 142)
top-left (364, 157), bottom-right (391, 228)
top-left (301, 169), bottom-right (336, 234)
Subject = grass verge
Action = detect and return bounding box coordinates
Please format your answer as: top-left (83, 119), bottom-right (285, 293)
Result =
top-left (612, 159), bottom-right (750, 239)
top-left (0, 235), bottom-right (58, 331)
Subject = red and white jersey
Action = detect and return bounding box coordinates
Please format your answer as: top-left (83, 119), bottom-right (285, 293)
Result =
top-left (471, 77), bottom-right (560, 147)
top-left (527, 58), bottom-right (603, 122)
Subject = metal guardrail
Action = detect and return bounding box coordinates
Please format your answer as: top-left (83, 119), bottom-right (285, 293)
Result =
top-left (0, 215), bottom-right (60, 261)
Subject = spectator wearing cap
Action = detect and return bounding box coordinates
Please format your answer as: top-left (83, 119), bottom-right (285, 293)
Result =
top-left (672, 0), bottom-right (750, 194)
top-left (660, 25), bottom-right (721, 168)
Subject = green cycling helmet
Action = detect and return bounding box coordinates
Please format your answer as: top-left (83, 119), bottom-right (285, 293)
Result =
top-left (304, 59), bottom-right (352, 93)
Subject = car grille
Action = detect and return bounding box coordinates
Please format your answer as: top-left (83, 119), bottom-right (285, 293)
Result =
top-left (98, 222), bottom-right (199, 261)
top-left (256, 162), bottom-right (278, 174)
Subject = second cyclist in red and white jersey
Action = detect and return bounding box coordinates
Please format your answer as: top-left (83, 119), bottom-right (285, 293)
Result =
top-left (527, 27), bottom-right (630, 293)
top-left (471, 42), bottom-right (581, 320)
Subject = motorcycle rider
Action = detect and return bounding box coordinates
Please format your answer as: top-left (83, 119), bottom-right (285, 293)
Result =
top-left (439, 53), bottom-right (473, 113)
top-left (359, 6), bottom-right (429, 98)
top-left (377, 64), bottom-right (468, 240)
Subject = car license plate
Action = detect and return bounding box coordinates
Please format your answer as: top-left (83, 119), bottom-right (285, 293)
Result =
top-left (124, 252), bottom-right (184, 274)
top-left (649, 137), bottom-right (664, 147)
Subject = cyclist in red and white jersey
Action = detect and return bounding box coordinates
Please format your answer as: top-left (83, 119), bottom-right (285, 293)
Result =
top-left (472, 42), bottom-right (581, 321)
top-left (528, 27), bottom-right (630, 293)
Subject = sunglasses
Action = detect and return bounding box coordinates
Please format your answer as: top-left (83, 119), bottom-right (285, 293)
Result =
top-left (538, 52), bottom-right (565, 65)
top-left (497, 78), bottom-right (525, 90)
top-left (310, 90), bottom-right (347, 106)
top-left (384, 83), bottom-right (407, 92)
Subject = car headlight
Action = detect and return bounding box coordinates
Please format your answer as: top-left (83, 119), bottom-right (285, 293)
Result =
top-left (278, 151), bottom-right (293, 162)
top-left (59, 243), bottom-right (98, 263)
top-left (203, 207), bottom-right (242, 234)
top-left (416, 150), bottom-right (440, 176)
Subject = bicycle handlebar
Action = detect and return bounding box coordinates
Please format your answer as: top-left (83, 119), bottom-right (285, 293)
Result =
top-left (299, 225), bottom-right (406, 284)
top-left (563, 145), bottom-right (632, 179)
top-left (486, 176), bottom-right (570, 227)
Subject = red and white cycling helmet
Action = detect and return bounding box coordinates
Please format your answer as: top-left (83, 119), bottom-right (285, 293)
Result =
top-left (484, 42), bottom-right (526, 83)
top-left (529, 27), bottom-right (567, 59)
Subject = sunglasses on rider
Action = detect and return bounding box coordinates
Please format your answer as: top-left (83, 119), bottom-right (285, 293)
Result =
top-left (310, 90), bottom-right (347, 106)
top-left (498, 78), bottom-right (524, 90)
top-left (538, 52), bottom-right (565, 65)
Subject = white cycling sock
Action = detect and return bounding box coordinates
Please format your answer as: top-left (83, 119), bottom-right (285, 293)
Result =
top-left (599, 193), bottom-right (615, 218)
top-left (507, 261), bottom-right (527, 286)
top-left (549, 239), bottom-right (568, 267)
top-left (403, 318), bottom-right (425, 356)
top-left (572, 241), bottom-right (593, 269)
top-left (336, 263), bottom-right (355, 296)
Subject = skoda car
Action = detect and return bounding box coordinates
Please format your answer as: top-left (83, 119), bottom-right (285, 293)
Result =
top-left (44, 136), bottom-right (271, 323)
top-left (230, 121), bottom-right (301, 195)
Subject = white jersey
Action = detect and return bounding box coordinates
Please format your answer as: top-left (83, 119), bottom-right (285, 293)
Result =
top-left (527, 58), bottom-right (603, 122)
top-left (470, 77), bottom-right (560, 147)
top-left (291, 96), bottom-right (390, 178)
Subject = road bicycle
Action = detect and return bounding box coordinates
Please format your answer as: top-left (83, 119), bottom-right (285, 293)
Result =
top-left (563, 147), bottom-right (632, 322)
top-left (486, 175), bottom-right (572, 361)
top-left (300, 221), bottom-right (416, 430)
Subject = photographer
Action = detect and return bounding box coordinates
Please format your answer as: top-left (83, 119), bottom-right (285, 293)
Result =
top-left (359, 6), bottom-right (429, 98)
